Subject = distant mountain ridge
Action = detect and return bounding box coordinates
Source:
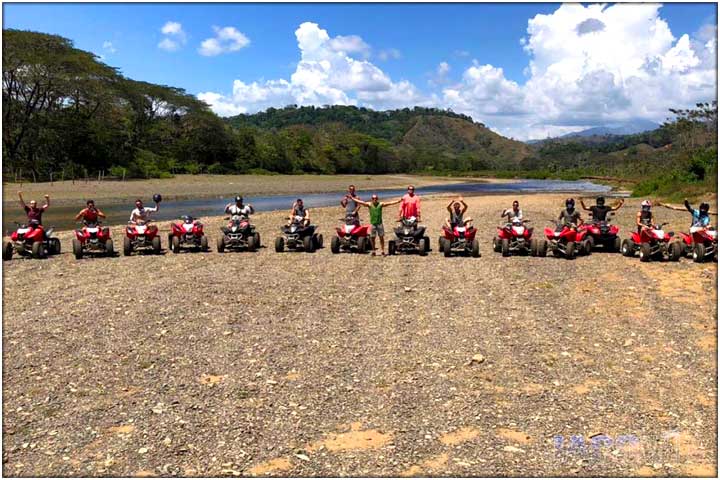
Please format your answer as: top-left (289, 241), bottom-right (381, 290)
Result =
top-left (527, 119), bottom-right (661, 144)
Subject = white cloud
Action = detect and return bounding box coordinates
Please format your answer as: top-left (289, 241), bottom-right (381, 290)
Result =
top-left (199, 22), bottom-right (415, 113)
top-left (378, 48), bottom-right (402, 61)
top-left (102, 41), bottom-right (116, 54)
top-left (158, 21), bottom-right (186, 51)
top-left (198, 7), bottom-right (717, 141)
top-left (198, 26), bottom-right (250, 56)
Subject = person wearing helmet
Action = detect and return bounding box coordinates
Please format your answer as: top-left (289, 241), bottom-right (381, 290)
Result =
top-left (501, 200), bottom-right (523, 223)
top-left (225, 195), bottom-right (254, 218)
top-left (75, 199), bottom-right (106, 224)
top-left (636, 200), bottom-right (654, 233)
top-left (129, 197), bottom-right (160, 225)
top-left (658, 199), bottom-right (717, 231)
top-left (557, 198), bottom-right (583, 230)
top-left (580, 196), bottom-right (624, 222)
top-left (288, 198), bottom-right (310, 227)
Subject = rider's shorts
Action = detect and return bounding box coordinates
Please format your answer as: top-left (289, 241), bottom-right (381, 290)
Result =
top-left (370, 224), bottom-right (384, 237)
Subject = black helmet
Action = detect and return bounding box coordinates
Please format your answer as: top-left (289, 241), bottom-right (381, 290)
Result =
top-left (565, 198), bottom-right (575, 209)
top-left (235, 195), bottom-right (243, 203)
top-left (700, 202), bottom-right (710, 212)
top-left (596, 196), bottom-right (605, 206)
top-left (153, 193), bottom-right (162, 203)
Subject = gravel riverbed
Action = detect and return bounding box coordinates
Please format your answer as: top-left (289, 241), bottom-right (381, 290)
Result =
top-left (2, 193), bottom-right (717, 477)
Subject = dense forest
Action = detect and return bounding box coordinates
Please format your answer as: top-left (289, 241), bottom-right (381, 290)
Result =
top-left (2, 29), bottom-right (717, 199)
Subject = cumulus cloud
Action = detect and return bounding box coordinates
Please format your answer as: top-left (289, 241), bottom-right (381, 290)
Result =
top-left (102, 41), bottom-right (116, 54)
top-left (198, 26), bottom-right (250, 56)
top-left (158, 21), bottom-right (186, 51)
top-left (199, 22), bottom-right (417, 113)
top-left (199, 7), bottom-right (717, 141)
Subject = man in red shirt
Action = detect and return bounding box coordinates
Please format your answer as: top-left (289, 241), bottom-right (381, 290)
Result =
top-left (18, 191), bottom-right (49, 225)
top-left (75, 199), bottom-right (107, 224)
top-left (398, 185), bottom-right (421, 221)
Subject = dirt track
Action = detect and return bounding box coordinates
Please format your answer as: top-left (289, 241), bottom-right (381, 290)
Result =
top-left (2, 193), bottom-right (717, 477)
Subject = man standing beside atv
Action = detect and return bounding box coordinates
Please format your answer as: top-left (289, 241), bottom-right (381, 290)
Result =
top-left (75, 199), bottom-right (106, 224)
top-left (352, 193), bottom-right (402, 256)
top-left (580, 196), bottom-right (624, 222)
top-left (18, 191), bottom-right (50, 226)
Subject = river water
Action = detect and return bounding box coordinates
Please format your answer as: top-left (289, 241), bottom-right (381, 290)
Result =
top-left (3, 179), bottom-right (611, 233)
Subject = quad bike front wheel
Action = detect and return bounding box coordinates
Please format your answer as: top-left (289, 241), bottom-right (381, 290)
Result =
top-left (247, 235), bottom-right (257, 252)
top-left (418, 238), bottom-right (427, 256)
top-left (123, 237), bottom-right (132, 256)
top-left (565, 241), bottom-right (576, 260)
top-left (275, 237), bottom-right (285, 253)
top-left (438, 236), bottom-right (445, 251)
top-left (330, 236), bottom-right (341, 254)
top-left (443, 238), bottom-right (452, 257)
top-left (669, 241), bottom-right (683, 262)
top-left (217, 236), bottom-right (226, 253)
top-left (493, 236), bottom-right (501, 253)
top-left (471, 239), bottom-right (480, 258)
top-left (501, 238), bottom-right (510, 257)
top-left (621, 239), bottom-right (635, 257)
top-left (530, 238), bottom-right (538, 257)
top-left (613, 236), bottom-right (621, 252)
top-left (388, 240), bottom-right (396, 256)
top-left (31, 241), bottom-right (43, 259)
top-left (48, 238), bottom-right (61, 255)
top-left (303, 235), bottom-right (314, 253)
top-left (538, 239), bottom-right (548, 257)
top-left (171, 236), bottom-right (180, 254)
top-left (152, 236), bottom-right (162, 254)
top-left (693, 243), bottom-right (706, 263)
top-left (72, 239), bottom-right (83, 260)
top-left (583, 238), bottom-right (593, 256)
top-left (357, 236), bottom-right (367, 254)
top-left (200, 235), bottom-right (209, 251)
top-left (639, 242), bottom-right (652, 262)
top-left (3, 242), bottom-right (13, 261)
top-left (105, 239), bottom-right (114, 256)
top-left (254, 233), bottom-right (261, 249)
top-left (423, 236), bottom-right (431, 253)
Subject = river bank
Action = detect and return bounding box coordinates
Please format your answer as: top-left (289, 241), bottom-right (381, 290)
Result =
top-left (3, 193), bottom-right (716, 477)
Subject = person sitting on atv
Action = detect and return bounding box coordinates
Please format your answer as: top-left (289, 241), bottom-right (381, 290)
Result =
top-left (225, 195), bottom-right (254, 219)
top-left (398, 185), bottom-right (421, 223)
top-left (501, 200), bottom-right (523, 223)
top-left (636, 200), bottom-right (655, 233)
top-left (18, 191), bottom-right (50, 226)
top-left (340, 185), bottom-right (361, 224)
top-left (557, 198), bottom-right (583, 231)
top-left (352, 193), bottom-right (402, 256)
top-left (288, 198), bottom-right (310, 227)
top-left (130, 198), bottom-right (159, 225)
top-left (580, 196), bottom-right (624, 222)
top-left (75, 199), bottom-right (106, 224)
top-left (658, 199), bottom-right (717, 231)
top-left (445, 196), bottom-right (473, 229)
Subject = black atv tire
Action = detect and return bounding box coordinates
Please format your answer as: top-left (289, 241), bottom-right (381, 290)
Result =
top-left (217, 236), bottom-right (226, 253)
top-left (254, 232), bottom-right (261, 248)
top-left (275, 237), bottom-right (284, 253)
top-left (530, 238), bottom-right (538, 257)
top-left (584, 237), bottom-right (594, 255)
top-left (639, 242), bottom-right (652, 262)
top-left (152, 236), bottom-right (161, 254)
top-left (313, 234), bottom-right (323, 250)
top-left (72, 238), bottom-right (83, 260)
top-left (443, 238), bottom-right (452, 257)
top-left (247, 235), bottom-right (257, 252)
top-left (493, 236), bottom-right (501, 253)
top-left (621, 238), bottom-right (635, 257)
top-left (31, 241), bottom-right (43, 259)
top-left (388, 240), bottom-right (396, 256)
top-left (303, 235), bottom-right (314, 253)
top-left (105, 238), bottom-right (114, 256)
top-left (424, 236), bottom-right (431, 252)
top-left (418, 238), bottom-right (427, 256)
top-left (501, 238), bottom-right (510, 257)
top-left (330, 236), bottom-right (341, 254)
top-left (123, 236), bottom-right (132, 256)
top-left (538, 239), bottom-right (548, 257)
top-left (693, 242), bottom-right (706, 263)
top-left (171, 235), bottom-right (180, 254)
top-left (357, 236), bottom-right (367, 254)
top-left (566, 241), bottom-right (576, 260)
top-left (669, 241), bottom-right (683, 262)
top-left (613, 236), bottom-right (621, 252)
top-left (49, 238), bottom-right (61, 255)
top-left (471, 239), bottom-right (480, 258)
top-left (3, 242), bottom-right (13, 261)
top-left (438, 236), bottom-right (445, 251)
top-left (200, 235), bottom-right (209, 251)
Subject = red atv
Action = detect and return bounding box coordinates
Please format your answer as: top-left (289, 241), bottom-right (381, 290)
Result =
top-left (168, 215), bottom-right (209, 253)
top-left (537, 221), bottom-right (587, 259)
top-left (3, 220), bottom-right (61, 260)
top-left (493, 219), bottom-right (534, 256)
top-left (440, 223), bottom-right (480, 257)
top-left (331, 214), bottom-right (371, 254)
top-left (621, 223), bottom-right (681, 262)
top-left (124, 222), bottom-right (161, 256)
top-left (578, 218), bottom-right (621, 254)
top-left (72, 221), bottom-right (113, 259)
top-left (674, 227), bottom-right (718, 263)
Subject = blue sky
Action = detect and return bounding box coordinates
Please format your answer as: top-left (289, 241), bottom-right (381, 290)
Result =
top-left (3, 3), bottom-right (717, 139)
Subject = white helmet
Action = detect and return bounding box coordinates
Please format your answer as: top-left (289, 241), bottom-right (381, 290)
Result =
top-left (641, 200), bottom-right (652, 208)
